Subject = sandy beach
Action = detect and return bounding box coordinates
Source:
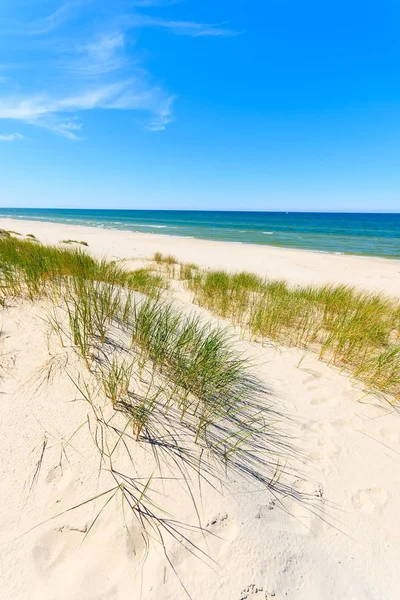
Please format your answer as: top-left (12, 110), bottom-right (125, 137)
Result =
top-left (1, 217), bottom-right (400, 600)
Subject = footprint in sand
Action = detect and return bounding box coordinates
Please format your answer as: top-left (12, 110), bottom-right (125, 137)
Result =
top-left (205, 512), bottom-right (239, 542)
top-left (286, 480), bottom-right (326, 535)
top-left (330, 417), bottom-right (359, 432)
top-left (352, 488), bottom-right (389, 514)
top-left (305, 420), bottom-right (327, 433)
top-left (310, 436), bottom-right (341, 462)
top-left (203, 512), bottom-right (238, 560)
top-left (32, 526), bottom-right (81, 577)
top-left (309, 395), bottom-right (330, 405)
top-left (259, 480), bottom-right (326, 537)
top-left (45, 465), bottom-right (62, 484)
top-left (379, 426), bottom-right (400, 445)
top-left (40, 464), bottom-right (75, 505)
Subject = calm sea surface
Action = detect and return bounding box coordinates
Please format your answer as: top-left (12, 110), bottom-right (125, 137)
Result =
top-left (0, 209), bottom-right (399, 259)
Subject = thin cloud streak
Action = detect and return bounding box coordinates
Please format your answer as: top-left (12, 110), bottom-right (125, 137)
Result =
top-left (127, 14), bottom-right (237, 37)
top-left (25, 0), bottom-right (92, 35)
top-left (0, 133), bottom-right (24, 141)
top-left (0, 81), bottom-right (174, 137)
top-left (72, 33), bottom-right (127, 76)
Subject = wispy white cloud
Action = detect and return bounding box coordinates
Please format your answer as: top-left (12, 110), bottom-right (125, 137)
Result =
top-left (0, 1), bottom-right (235, 138)
top-left (0, 133), bottom-right (24, 141)
top-left (72, 32), bottom-right (127, 76)
top-left (25, 0), bottom-right (90, 35)
top-left (0, 80), bottom-right (174, 138)
top-left (0, 21), bottom-right (175, 138)
top-left (132, 16), bottom-right (237, 37)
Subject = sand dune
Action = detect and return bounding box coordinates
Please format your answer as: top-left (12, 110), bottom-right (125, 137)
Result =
top-left (1, 219), bottom-right (400, 599)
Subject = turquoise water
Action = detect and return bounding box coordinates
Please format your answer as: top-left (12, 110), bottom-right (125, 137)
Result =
top-left (0, 209), bottom-right (399, 259)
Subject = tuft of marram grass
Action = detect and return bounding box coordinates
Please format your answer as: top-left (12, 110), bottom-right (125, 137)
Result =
top-left (0, 236), bottom-right (165, 303)
top-left (60, 239), bottom-right (89, 247)
top-left (124, 296), bottom-right (264, 444)
top-left (157, 259), bottom-right (400, 402)
top-left (152, 251), bottom-right (178, 265)
top-left (126, 268), bottom-right (166, 297)
top-left (100, 356), bottom-right (133, 408)
top-left (58, 272), bottom-right (278, 473)
top-left (179, 262), bottom-right (199, 281)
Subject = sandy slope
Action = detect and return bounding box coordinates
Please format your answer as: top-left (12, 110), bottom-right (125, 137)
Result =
top-left (1, 220), bottom-right (400, 599)
top-left (0, 217), bottom-right (399, 296)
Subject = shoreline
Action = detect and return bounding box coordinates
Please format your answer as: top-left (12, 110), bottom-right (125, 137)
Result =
top-left (2, 212), bottom-right (400, 262)
top-left (1, 216), bottom-right (400, 297)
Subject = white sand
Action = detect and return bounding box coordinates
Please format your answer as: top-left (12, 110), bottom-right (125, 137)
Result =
top-left (1, 218), bottom-right (400, 600)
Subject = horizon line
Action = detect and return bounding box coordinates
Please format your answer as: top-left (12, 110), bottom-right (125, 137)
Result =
top-left (1, 207), bottom-right (400, 215)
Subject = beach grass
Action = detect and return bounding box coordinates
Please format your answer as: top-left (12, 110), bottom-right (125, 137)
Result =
top-left (0, 234), bottom-right (346, 568)
top-left (159, 260), bottom-right (400, 402)
top-left (60, 239), bottom-right (89, 246)
top-left (0, 236), bottom-right (165, 302)
top-left (1, 234), bottom-right (399, 405)
top-left (153, 252), bottom-right (178, 265)
top-left (126, 268), bottom-right (166, 296)
top-left (0, 235), bottom-right (281, 478)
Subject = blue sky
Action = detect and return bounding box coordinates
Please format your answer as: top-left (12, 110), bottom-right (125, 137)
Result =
top-left (0, 0), bottom-right (399, 211)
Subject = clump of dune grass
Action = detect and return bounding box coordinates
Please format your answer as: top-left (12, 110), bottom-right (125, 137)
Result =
top-left (152, 252), bottom-right (178, 265)
top-left (165, 254), bottom-right (178, 265)
top-left (355, 347), bottom-right (400, 401)
top-left (48, 274), bottom-right (286, 488)
top-left (151, 252), bottom-right (180, 279)
top-left (100, 356), bottom-right (133, 407)
top-left (0, 236), bottom-right (165, 303)
top-left (0, 229), bottom-right (20, 237)
top-left (125, 296), bottom-right (270, 448)
top-left (61, 239), bottom-right (89, 247)
top-left (179, 262), bottom-right (199, 281)
top-left (0, 236), bottom-right (122, 301)
top-left (66, 296), bottom-right (93, 368)
top-left (126, 268), bottom-right (166, 296)
top-left (155, 260), bottom-right (400, 402)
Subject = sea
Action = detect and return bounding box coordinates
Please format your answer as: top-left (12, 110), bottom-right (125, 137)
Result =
top-left (0, 208), bottom-right (399, 260)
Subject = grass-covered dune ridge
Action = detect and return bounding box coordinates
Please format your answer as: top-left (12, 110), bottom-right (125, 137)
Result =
top-left (0, 235), bottom-right (296, 553)
top-left (153, 253), bottom-right (400, 403)
top-left (0, 234), bottom-right (165, 302)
